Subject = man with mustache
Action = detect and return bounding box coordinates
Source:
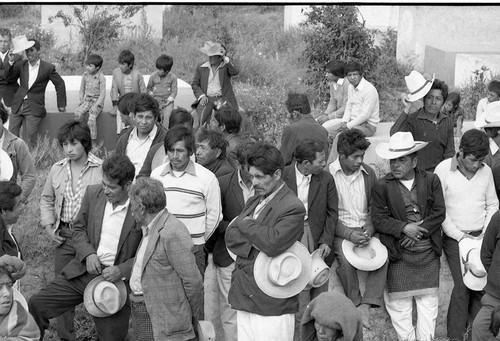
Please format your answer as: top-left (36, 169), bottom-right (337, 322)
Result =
top-left (434, 129), bottom-right (498, 340)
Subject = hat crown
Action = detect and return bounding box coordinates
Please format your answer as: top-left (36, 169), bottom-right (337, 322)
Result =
top-left (389, 132), bottom-right (417, 151)
top-left (484, 101), bottom-right (500, 123)
top-left (11, 35), bottom-right (35, 55)
top-left (405, 71), bottom-right (427, 93)
top-left (268, 253), bottom-right (302, 286)
top-left (94, 282), bottom-right (120, 314)
top-left (200, 41), bottom-right (225, 56)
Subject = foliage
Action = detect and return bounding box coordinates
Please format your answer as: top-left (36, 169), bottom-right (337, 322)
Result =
top-left (459, 74), bottom-right (491, 121)
top-left (0, 5), bottom-right (40, 19)
top-left (48, 5), bottom-right (143, 64)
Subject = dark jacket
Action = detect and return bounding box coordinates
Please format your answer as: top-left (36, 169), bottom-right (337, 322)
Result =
top-left (0, 53), bottom-right (21, 107)
top-left (280, 114), bottom-right (329, 166)
top-left (283, 163), bottom-right (338, 248)
top-left (205, 158), bottom-right (234, 179)
top-left (371, 168), bottom-right (445, 261)
top-left (114, 124), bottom-right (167, 157)
top-left (0, 215), bottom-right (20, 258)
top-left (481, 211), bottom-right (500, 299)
top-left (8, 59), bottom-right (66, 116)
top-left (225, 183), bottom-right (305, 316)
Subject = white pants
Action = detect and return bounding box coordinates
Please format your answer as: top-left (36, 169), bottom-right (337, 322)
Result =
top-left (237, 310), bottom-right (294, 341)
top-left (384, 290), bottom-right (438, 341)
top-left (322, 118), bottom-right (343, 135)
top-left (216, 263), bottom-right (237, 341)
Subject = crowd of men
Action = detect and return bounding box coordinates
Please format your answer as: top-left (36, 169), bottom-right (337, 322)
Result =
top-left (0, 29), bottom-right (500, 341)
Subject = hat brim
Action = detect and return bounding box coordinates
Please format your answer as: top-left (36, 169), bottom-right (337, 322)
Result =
top-left (308, 249), bottom-right (330, 288)
top-left (84, 276), bottom-right (127, 317)
top-left (477, 118), bottom-right (500, 128)
top-left (254, 241), bottom-right (312, 299)
top-left (342, 238), bottom-right (388, 271)
top-left (375, 141), bottom-right (429, 160)
top-left (406, 74), bottom-right (435, 102)
top-left (11, 40), bottom-right (35, 55)
top-left (196, 320), bottom-right (216, 341)
top-left (199, 46), bottom-right (224, 57)
top-left (0, 149), bottom-right (13, 181)
top-left (459, 238), bottom-right (487, 291)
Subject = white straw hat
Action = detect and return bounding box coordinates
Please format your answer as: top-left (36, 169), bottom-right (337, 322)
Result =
top-left (376, 132), bottom-right (428, 160)
top-left (405, 70), bottom-right (435, 102)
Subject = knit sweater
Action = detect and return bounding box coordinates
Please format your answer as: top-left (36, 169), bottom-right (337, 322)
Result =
top-left (151, 160), bottom-right (222, 245)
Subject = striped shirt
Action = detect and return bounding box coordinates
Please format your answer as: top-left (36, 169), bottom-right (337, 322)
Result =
top-left (151, 160), bottom-right (222, 245)
top-left (60, 153), bottom-right (102, 223)
top-left (329, 159), bottom-right (368, 228)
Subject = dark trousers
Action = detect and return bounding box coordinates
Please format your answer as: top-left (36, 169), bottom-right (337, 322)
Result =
top-left (472, 292), bottom-right (500, 341)
top-left (443, 234), bottom-right (484, 341)
top-left (54, 225), bottom-right (76, 341)
top-left (199, 96), bottom-right (222, 126)
top-left (28, 272), bottom-right (131, 341)
top-left (9, 100), bottom-right (43, 147)
top-left (193, 244), bottom-right (207, 320)
top-left (333, 235), bottom-right (388, 307)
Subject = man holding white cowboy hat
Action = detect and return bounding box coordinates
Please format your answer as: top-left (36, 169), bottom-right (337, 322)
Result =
top-left (477, 101), bottom-right (500, 169)
top-left (191, 40), bottom-right (239, 129)
top-left (225, 142), bottom-right (306, 341)
top-left (391, 70), bottom-right (454, 172)
top-left (6, 35), bottom-right (66, 147)
top-left (434, 129), bottom-right (498, 340)
top-left (372, 131), bottom-right (446, 341)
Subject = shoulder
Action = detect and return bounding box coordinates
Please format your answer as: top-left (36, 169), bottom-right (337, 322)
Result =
top-left (218, 171), bottom-right (236, 186)
top-left (434, 158), bottom-right (452, 173)
top-left (317, 169), bottom-right (335, 183)
top-left (195, 163), bottom-right (218, 181)
top-left (362, 163), bottom-right (376, 177)
top-left (112, 68), bottom-right (121, 76)
top-left (85, 183), bottom-right (103, 196)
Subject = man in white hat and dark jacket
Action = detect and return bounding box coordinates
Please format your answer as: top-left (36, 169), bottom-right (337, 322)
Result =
top-left (372, 131), bottom-right (446, 341)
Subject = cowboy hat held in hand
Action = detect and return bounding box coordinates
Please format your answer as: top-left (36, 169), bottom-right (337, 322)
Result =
top-left (459, 237), bottom-right (487, 291)
top-left (342, 237), bottom-right (388, 272)
top-left (404, 70), bottom-right (435, 102)
top-left (376, 132), bottom-right (429, 160)
top-left (305, 249), bottom-right (330, 290)
top-left (0, 149), bottom-right (14, 181)
top-left (84, 275), bottom-right (127, 317)
top-left (199, 41), bottom-right (226, 57)
top-left (10, 35), bottom-right (35, 55)
top-left (476, 101), bottom-right (500, 128)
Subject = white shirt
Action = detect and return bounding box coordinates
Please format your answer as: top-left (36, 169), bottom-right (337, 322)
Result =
top-left (295, 164), bottom-right (311, 220)
top-left (201, 61), bottom-right (223, 97)
top-left (0, 51), bottom-right (7, 64)
top-left (237, 170), bottom-right (254, 203)
top-left (96, 200), bottom-right (129, 266)
top-left (126, 125), bottom-right (157, 174)
top-left (329, 159), bottom-right (368, 228)
top-left (28, 59), bottom-right (40, 90)
top-left (342, 77), bottom-right (380, 128)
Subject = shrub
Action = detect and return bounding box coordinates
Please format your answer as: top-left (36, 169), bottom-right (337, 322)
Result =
top-left (459, 75), bottom-right (491, 121)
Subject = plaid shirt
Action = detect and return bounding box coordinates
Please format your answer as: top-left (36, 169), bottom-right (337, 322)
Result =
top-left (60, 153), bottom-right (101, 223)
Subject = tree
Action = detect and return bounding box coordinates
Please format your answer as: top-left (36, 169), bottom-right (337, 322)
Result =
top-left (49, 5), bottom-right (143, 63)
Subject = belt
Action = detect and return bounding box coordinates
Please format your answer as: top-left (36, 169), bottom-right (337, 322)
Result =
top-left (59, 221), bottom-right (73, 229)
top-left (129, 293), bottom-right (144, 303)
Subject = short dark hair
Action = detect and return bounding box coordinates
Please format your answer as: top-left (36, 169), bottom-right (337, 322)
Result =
top-left (294, 139), bottom-right (325, 164)
top-left (57, 120), bottom-right (92, 154)
top-left (30, 39), bottom-right (40, 51)
top-left (169, 108), bottom-right (194, 129)
top-left (130, 93), bottom-right (160, 121)
top-left (488, 80), bottom-right (500, 97)
top-left (117, 93), bottom-right (137, 116)
top-left (337, 129), bottom-right (371, 157)
top-left (118, 50), bottom-right (134, 67)
top-left (425, 79), bottom-right (448, 102)
top-left (197, 129), bottom-right (228, 159)
top-left (86, 54), bottom-right (103, 69)
top-left (235, 141), bottom-right (255, 167)
top-left (0, 181), bottom-right (21, 212)
top-left (0, 29), bottom-right (11, 40)
top-left (459, 129), bottom-right (489, 159)
top-left (0, 102), bottom-right (8, 124)
top-left (214, 105), bottom-right (242, 134)
top-left (446, 92), bottom-right (461, 108)
top-left (129, 177), bottom-right (166, 214)
top-left (155, 54), bottom-right (173, 73)
top-left (345, 60), bottom-right (363, 75)
top-left (285, 93), bottom-right (311, 116)
top-left (164, 126), bottom-right (195, 156)
top-left (247, 142), bottom-right (284, 176)
top-left (102, 154), bottom-right (135, 188)
top-left (324, 60), bottom-right (346, 78)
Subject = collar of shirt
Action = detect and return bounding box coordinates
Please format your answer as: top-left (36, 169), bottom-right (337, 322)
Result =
top-left (330, 158), bottom-right (367, 176)
top-left (200, 60), bottom-right (224, 70)
top-left (160, 159), bottom-right (197, 177)
top-left (337, 78), bottom-right (345, 86)
top-left (353, 77), bottom-right (367, 92)
top-left (141, 209), bottom-right (163, 236)
top-left (56, 152), bottom-right (102, 168)
top-left (0, 51), bottom-right (7, 62)
top-left (85, 70), bottom-right (101, 79)
top-left (490, 138), bottom-right (500, 155)
top-left (106, 198), bottom-right (130, 214)
top-left (29, 59), bottom-right (40, 70)
top-left (128, 124), bottom-right (157, 143)
top-left (238, 169), bottom-right (252, 191)
top-left (258, 182), bottom-right (284, 205)
top-left (416, 107), bottom-right (447, 124)
top-left (295, 163), bottom-right (311, 186)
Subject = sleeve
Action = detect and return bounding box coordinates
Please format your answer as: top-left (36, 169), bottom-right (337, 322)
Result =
top-left (111, 69), bottom-right (120, 105)
top-left (137, 143), bottom-right (162, 178)
top-left (204, 176), bottom-right (222, 241)
top-left (50, 65), bottom-right (67, 108)
top-left (146, 72), bottom-right (154, 94)
top-left (280, 126), bottom-right (294, 166)
top-left (335, 221), bottom-right (355, 240)
top-left (168, 73), bottom-right (178, 101)
top-left (324, 83), bottom-right (336, 116)
top-left (341, 87), bottom-right (353, 123)
top-left (15, 140), bottom-right (36, 201)
top-left (419, 174), bottom-right (446, 238)
top-left (225, 59), bottom-right (240, 77)
top-left (476, 98), bottom-right (487, 125)
top-left (96, 74), bottom-right (106, 108)
top-left (79, 75), bottom-right (85, 103)
top-left (346, 87), bottom-right (379, 129)
top-left (138, 72), bottom-right (146, 93)
top-left (390, 111), bottom-right (411, 136)
top-left (225, 216), bottom-right (253, 258)
top-left (331, 81), bottom-right (349, 118)
top-left (191, 65), bottom-right (206, 100)
top-left (5, 59), bottom-right (20, 83)
top-left (317, 175), bottom-right (338, 246)
top-left (483, 169), bottom-right (499, 232)
top-left (370, 180), bottom-right (406, 237)
top-left (481, 211), bottom-right (500, 272)
top-left (443, 122), bottom-right (455, 159)
top-left (71, 188), bottom-right (97, 263)
top-left (39, 165), bottom-right (57, 228)
top-left (3, 301), bottom-right (40, 341)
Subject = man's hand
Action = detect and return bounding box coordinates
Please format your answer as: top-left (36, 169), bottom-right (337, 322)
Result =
top-left (89, 105), bottom-right (99, 116)
top-left (224, 56), bottom-right (230, 64)
top-left (102, 266), bottom-right (123, 282)
top-left (400, 93), bottom-right (412, 114)
top-left (86, 254), bottom-right (102, 275)
top-left (317, 114), bottom-right (329, 125)
top-left (317, 243), bottom-right (331, 259)
top-left (58, 107), bottom-right (66, 113)
top-left (400, 236), bottom-right (416, 248)
top-left (199, 97), bottom-right (209, 106)
top-left (110, 106), bottom-right (117, 116)
top-left (349, 230), bottom-right (370, 247)
top-left (44, 225), bottom-right (65, 247)
top-left (402, 221), bottom-right (428, 242)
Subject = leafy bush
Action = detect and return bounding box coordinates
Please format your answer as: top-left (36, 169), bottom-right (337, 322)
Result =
top-left (459, 76), bottom-right (490, 121)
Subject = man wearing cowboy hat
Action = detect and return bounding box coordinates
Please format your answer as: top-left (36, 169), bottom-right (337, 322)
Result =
top-left (225, 142), bottom-right (306, 341)
top-left (391, 72), bottom-right (454, 172)
top-left (372, 131), bottom-right (446, 341)
top-left (434, 129), bottom-right (498, 340)
top-left (7, 36), bottom-right (66, 147)
top-left (0, 28), bottom-right (22, 109)
top-left (192, 40), bottom-right (239, 129)
top-left (477, 101), bottom-right (500, 169)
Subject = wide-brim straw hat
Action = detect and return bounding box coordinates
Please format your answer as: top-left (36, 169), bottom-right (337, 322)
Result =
top-left (306, 249), bottom-right (330, 289)
top-left (376, 132), bottom-right (428, 160)
top-left (11, 35), bottom-right (35, 54)
top-left (84, 276), bottom-right (127, 317)
top-left (254, 241), bottom-right (312, 299)
top-left (0, 149), bottom-right (13, 181)
top-left (477, 101), bottom-right (500, 128)
top-left (196, 320), bottom-right (216, 341)
top-left (405, 70), bottom-right (435, 102)
top-left (342, 237), bottom-right (388, 271)
top-left (199, 41), bottom-right (225, 57)
top-left (459, 237), bottom-right (487, 291)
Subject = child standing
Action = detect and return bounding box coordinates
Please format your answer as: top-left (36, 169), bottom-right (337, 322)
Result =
top-left (147, 54), bottom-right (177, 129)
top-left (476, 80), bottom-right (500, 128)
top-left (74, 54), bottom-right (106, 142)
top-left (111, 50), bottom-right (146, 135)
top-left (441, 92), bottom-right (464, 138)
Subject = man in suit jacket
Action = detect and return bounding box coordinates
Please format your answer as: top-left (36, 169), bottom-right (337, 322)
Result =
top-left (28, 154), bottom-right (142, 341)
top-left (191, 41), bottom-right (239, 128)
top-left (128, 177), bottom-right (203, 341)
top-left (0, 29), bottom-right (20, 108)
top-left (282, 140), bottom-right (338, 341)
top-left (226, 142), bottom-right (305, 341)
top-left (280, 93), bottom-right (329, 166)
top-left (195, 129), bottom-right (234, 178)
top-left (8, 38), bottom-right (66, 147)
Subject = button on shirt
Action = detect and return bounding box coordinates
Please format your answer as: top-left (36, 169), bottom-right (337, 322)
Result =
top-left (201, 61), bottom-right (223, 97)
top-left (126, 125), bottom-right (158, 173)
top-left (295, 164), bottom-right (311, 220)
top-left (96, 200), bottom-right (129, 266)
top-left (342, 77), bottom-right (380, 128)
